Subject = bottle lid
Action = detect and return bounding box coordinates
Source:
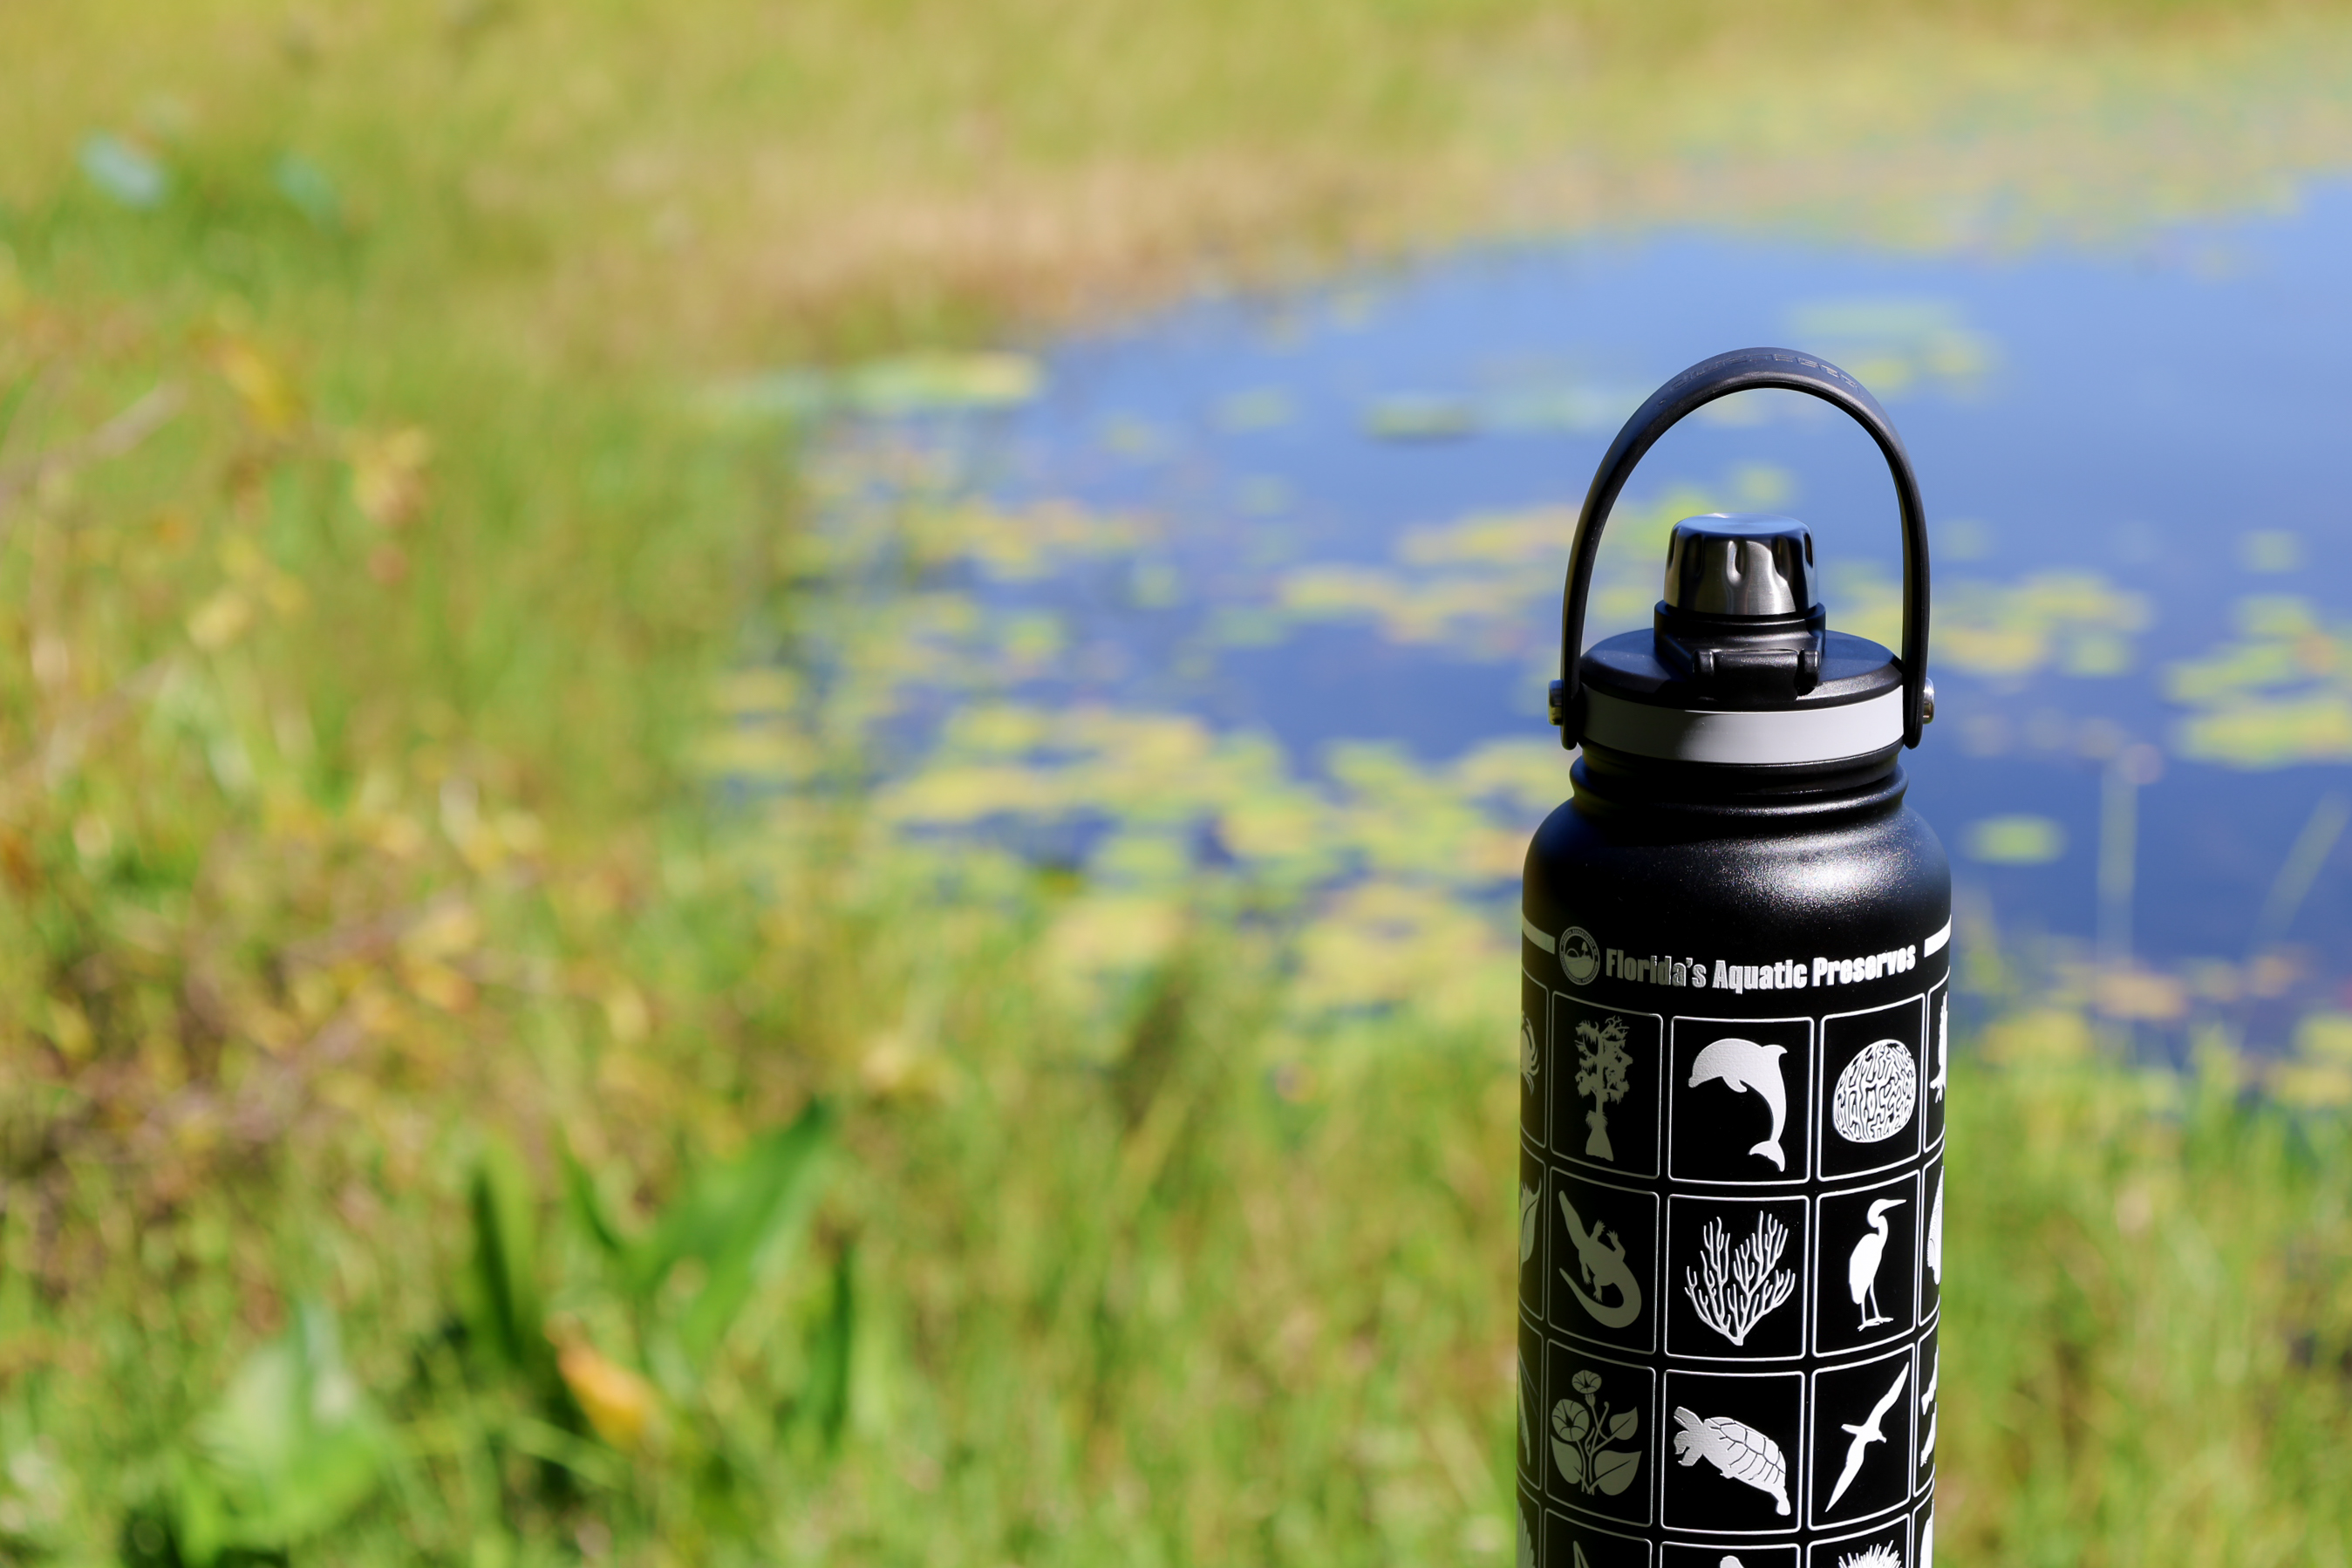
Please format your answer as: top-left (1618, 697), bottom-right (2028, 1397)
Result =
top-left (1664, 515), bottom-right (1817, 617)
top-left (1576, 514), bottom-right (1905, 769)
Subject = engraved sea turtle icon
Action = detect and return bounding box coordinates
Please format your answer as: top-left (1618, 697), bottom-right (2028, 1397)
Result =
top-left (1670, 1407), bottom-right (1790, 1515)
top-left (1687, 1036), bottom-right (1790, 1169)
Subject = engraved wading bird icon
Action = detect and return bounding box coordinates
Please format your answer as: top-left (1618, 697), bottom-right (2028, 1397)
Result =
top-left (1824, 1364), bottom-right (1912, 1513)
top-left (1687, 1036), bottom-right (1789, 1169)
top-left (1847, 1197), bottom-right (1905, 1329)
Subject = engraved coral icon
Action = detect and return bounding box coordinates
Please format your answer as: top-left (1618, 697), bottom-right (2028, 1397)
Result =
top-left (1837, 1543), bottom-right (1902, 1568)
top-left (1682, 1213), bottom-right (1796, 1346)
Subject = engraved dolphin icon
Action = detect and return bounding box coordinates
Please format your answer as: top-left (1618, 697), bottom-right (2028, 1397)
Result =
top-left (1687, 1037), bottom-right (1790, 1169)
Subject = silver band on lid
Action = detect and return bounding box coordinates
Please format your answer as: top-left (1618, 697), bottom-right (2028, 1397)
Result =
top-left (1582, 686), bottom-right (1904, 766)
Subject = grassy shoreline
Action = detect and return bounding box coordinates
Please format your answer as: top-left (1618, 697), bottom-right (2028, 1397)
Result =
top-left (12, 3), bottom-right (2352, 362)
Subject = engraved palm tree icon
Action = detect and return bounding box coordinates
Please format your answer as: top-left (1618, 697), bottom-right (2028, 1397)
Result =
top-left (1847, 1197), bottom-right (1905, 1328)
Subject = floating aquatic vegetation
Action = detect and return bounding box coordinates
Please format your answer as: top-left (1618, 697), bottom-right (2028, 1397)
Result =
top-left (2177, 697), bottom-right (2352, 768)
top-left (1041, 891), bottom-right (1188, 985)
top-left (703, 351), bottom-right (1044, 422)
top-left (1277, 563), bottom-right (1535, 652)
top-left (1291, 879), bottom-right (1511, 1022)
top-left (1397, 506), bottom-right (1574, 569)
top-left (1214, 387), bottom-right (1296, 432)
top-left (1965, 815), bottom-right (2066, 865)
top-left (1362, 393), bottom-right (1476, 441)
top-left (2274, 1013), bottom-right (2352, 1108)
top-left (1934, 571), bottom-right (2152, 679)
top-left (1271, 483), bottom-right (1744, 660)
top-left (907, 500), bottom-right (1154, 581)
top-left (2164, 593), bottom-right (2352, 767)
top-left (1482, 382), bottom-right (1648, 435)
top-left (1097, 414), bottom-right (1178, 461)
top-left (2240, 529), bottom-right (2302, 572)
top-left (1783, 297), bottom-right (1997, 399)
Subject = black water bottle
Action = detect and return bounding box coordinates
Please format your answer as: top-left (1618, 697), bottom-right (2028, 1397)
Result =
top-left (1517, 350), bottom-right (1951, 1568)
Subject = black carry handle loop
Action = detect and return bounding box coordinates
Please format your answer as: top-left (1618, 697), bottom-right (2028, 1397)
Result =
top-left (1555, 346), bottom-right (1932, 751)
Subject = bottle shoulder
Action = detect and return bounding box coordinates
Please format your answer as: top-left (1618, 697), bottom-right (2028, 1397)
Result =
top-left (1524, 789), bottom-right (1950, 940)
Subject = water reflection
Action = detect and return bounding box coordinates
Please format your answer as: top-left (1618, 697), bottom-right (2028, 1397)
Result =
top-left (731, 185), bottom-right (2352, 1052)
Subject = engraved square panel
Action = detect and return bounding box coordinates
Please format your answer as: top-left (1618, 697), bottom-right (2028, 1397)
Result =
top-left (1551, 997), bottom-right (1665, 1180)
top-left (1668, 1014), bottom-right (1811, 1185)
top-left (1915, 1324), bottom-right (1941, 1495)
top-left (1550, 1169), bottom-right (1661, 1355)
top-left (1525, 969), bottom-right (1553, 1152)
top-left (1522, 1141), bottom-right (1551, 1326)
top-left (1921, 980), bottom-right (1949, 1156)
top-left (1659, 1367), bottom-right (1804, 1537)
top-left (1546, 1513), bottom-right (1653, 1568)
top-left (1520, 1313), bottom-right (1546, 1486)
top-left (1664, 1195), bottom-right (1810, 1363)
top-left (1543, 1341), bottom-right (1658, 1527)
top-left (1807, 1517), bottom-right (1909, 1568)
top-left (1809, 1344), bottom-right (1917, 1531)
top-left (1919, 1156), bottom-right (1946, 1328)
top-left (1812, 1173), bottom-right (1920, 1360)
top-left (1819, 997), bottom-right (1926, 1182)
top-left (1665, 1544), bottom-right (1794, 1568)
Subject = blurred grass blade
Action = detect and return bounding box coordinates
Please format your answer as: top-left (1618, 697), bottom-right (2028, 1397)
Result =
top-left (561, 1136), bottom-right (631, 1260)
top-left (174, 1301), bottom-right (393, 1561)
top-left (467, 1135), bottom-right (553, 1383)
top-left (795, 1244), bottom-right (856, 1455)
top-left (629, 1101), bottom-right (835, 1365)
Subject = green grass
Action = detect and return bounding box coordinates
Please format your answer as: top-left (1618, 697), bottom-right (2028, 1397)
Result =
top-left (3, 0), bottom-right (2352, 1560)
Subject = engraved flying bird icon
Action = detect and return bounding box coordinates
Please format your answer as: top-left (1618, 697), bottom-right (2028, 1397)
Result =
top-left (1824, 1364), bottom-right (1912, 1513)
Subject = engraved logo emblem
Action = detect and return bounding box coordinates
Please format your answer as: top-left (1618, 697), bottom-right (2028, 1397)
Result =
top-left (1830, 1039), bottom-right (1917, 1143)
top-left (1558, 926), bottom-right (1601, 985)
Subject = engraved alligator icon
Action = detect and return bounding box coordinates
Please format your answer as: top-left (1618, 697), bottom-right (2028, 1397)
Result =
top-left (1557, 1194), bottom-right (1643, 1328)
top-left (1687, 1037), bottom-right (1790, 1170)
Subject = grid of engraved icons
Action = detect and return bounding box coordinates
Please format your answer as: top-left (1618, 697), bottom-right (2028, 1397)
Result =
top-left (1517, 955), bottom-right (1947, 1567)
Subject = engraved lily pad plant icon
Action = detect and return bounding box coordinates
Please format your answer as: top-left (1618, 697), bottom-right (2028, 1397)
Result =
top-left (1551, 1369), bottom-right (1640, 1496)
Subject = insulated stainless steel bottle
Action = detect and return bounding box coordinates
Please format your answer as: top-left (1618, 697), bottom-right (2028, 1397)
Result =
top-left (1517, 349), bottom-right (1951, 1568)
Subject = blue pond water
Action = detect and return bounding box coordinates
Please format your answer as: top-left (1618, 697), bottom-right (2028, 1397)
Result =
top-left (776, 183), bottom-right (2352, 1045)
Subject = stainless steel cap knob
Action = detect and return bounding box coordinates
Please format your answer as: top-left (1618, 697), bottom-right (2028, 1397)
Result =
top-left (1662, 514), bottom-right (1818, 617)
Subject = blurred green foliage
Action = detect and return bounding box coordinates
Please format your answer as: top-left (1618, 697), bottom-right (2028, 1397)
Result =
top-left (2, 0), bottom-right (2352, 1562)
